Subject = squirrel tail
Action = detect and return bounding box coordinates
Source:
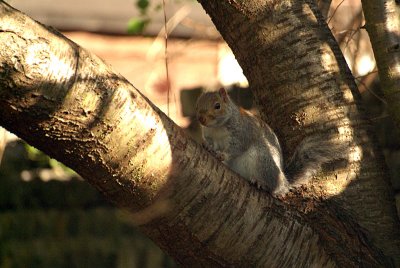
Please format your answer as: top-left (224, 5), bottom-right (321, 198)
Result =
top-left (285, 135), bottom-right (347, 187)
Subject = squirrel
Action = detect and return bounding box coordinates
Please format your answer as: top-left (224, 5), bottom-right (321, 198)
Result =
top-left (195, 87), bottom-right (345, 196)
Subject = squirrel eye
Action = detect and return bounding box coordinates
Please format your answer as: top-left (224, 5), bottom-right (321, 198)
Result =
top-left (214, 102), bottom-right (221, 110)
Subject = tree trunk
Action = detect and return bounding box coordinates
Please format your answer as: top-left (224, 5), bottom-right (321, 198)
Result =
top-left (0, 0), bottom-right (399, 267)
top-left (361, 0), bottom-right (400, 129)
top-left (194, 0), bottom-right (400, 265)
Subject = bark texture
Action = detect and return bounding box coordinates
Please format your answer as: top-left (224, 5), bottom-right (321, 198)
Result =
top-left (0, 0), bottom-right (398, 267)
top-left (361, 0), bottom-right (400, 129)
top-left (198, 0), bottom-right (400, 265)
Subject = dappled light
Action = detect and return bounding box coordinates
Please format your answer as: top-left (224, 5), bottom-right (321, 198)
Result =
top-left (320, 43), bottom-right (339, 73)
top-left (1, 0), bottom-right (400, 267)
top-left (324, 124), bottom-right (363, 196)
top-left (26, 43), bottom-right (75, 80)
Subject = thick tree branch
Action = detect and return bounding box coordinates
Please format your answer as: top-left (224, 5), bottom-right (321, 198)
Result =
top-left (0, 1), bottom-right (396, 266)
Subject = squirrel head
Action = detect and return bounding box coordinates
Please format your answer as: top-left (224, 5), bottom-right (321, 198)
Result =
top-left (195, 88), bottom-right (232, 127)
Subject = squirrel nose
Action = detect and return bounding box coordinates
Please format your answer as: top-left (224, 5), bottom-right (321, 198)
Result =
top-left (198, 116), bottom-right (206, 125)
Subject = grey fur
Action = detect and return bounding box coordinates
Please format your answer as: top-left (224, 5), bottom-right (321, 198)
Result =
top-left (196, 89), bottom-right (345, 196)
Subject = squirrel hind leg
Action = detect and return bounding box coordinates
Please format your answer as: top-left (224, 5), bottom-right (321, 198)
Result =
top-left (248, 172), bottom-right (289, 197)
top-left (271, 172), bottom-right (290, 197)
top-left (253, 160), bottom-right (289, 196)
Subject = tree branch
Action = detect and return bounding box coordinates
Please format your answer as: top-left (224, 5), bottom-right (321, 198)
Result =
top-left (0, 1), bottom-right (396, 266)
top-left (361, 0), bottom-right (400, 129)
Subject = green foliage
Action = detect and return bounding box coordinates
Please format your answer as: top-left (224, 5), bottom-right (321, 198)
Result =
top-left (24, 144), bottom-right (76, 176)
top-left (136, 0), bottom-right (150, 14)
top-left (25, 145), bottom-right (50, 168)
top-left (128, 0), bottom-right (152, 34)
top-left (127, 18), bottom-right (150, 34)
top-left (128, 0), bottom-right (197, 35)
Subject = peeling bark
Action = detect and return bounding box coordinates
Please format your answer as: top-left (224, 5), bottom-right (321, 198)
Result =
top-left (0, 1), bottom-right (398, 267)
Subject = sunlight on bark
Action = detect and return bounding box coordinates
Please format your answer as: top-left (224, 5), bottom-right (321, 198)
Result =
top-left (322, 125), bottom-right (363, 196)
top-left (320, 43), bottom-right (340, 73)
top-left (303, 3), bottom-right (317, 23)
top-left (26, 43), bottom-right (75, 79)
top-left (385, 1), bottom-right (400, 33)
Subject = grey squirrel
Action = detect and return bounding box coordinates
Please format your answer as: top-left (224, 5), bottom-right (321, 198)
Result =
top-left (195, 88), bottom-right (344, 196)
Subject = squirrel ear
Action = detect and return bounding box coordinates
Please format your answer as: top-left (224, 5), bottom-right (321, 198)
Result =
top-left (218, 88), bottom-right (228, 102)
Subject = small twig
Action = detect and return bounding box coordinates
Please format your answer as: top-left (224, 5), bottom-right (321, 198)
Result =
top-left (327, 0), bottom-right (345, 25)
top-left (343, 26), bottom-right (361, 51)
top-left (162, 0), bottom-right (171, 116)
top-left (369, 114), bottom-right (389, 121)
top-left (355, 72), bottom-right (387, 106)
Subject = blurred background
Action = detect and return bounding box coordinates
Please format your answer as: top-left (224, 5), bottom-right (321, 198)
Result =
top-left (0, 0), bottom-right (399, 267)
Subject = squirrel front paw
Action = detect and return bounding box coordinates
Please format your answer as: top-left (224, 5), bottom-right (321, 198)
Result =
top-left (214, 151), bottom-right (226, 161)
top-left (202, 142), bottom-right (213, 152)
top-left (209, 149), bottom-right (226, 162)
top-left (203, 143), bottom-right (228, 162)
top-left (202, 143), bottom-right (226, 161)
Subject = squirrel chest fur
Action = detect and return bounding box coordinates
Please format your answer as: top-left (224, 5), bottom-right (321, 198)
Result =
top-left (202, 126), bottom-right (231, 152)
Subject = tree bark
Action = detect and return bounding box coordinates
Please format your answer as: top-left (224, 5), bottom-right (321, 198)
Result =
top-left (0, 0), bottom-right (398, 267)
top-left (361, 0), bottom-right (400, 129)
top-left (198, 0), bottom-right (400, 265)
